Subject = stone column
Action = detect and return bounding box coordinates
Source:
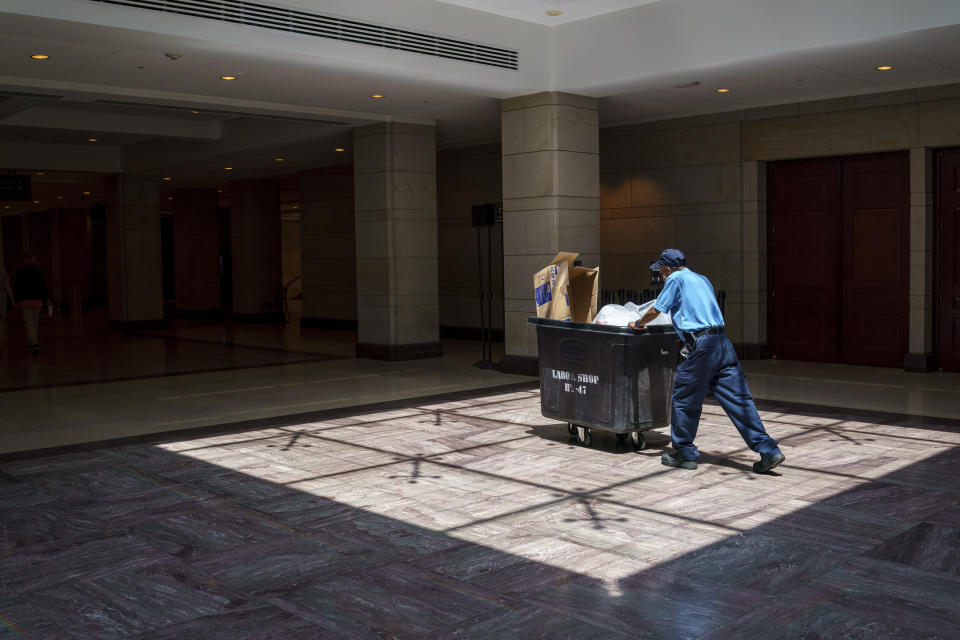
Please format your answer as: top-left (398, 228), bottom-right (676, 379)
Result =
top-left (172, 187), bottom-right (221, 315)
top-left (906, 147), bottom-right (936, 371)
top-left (104, 174), bottom-right (164, 330)
top-left (228, 179), bottom-right (282, 321)
top-left (500, 92), bottom-right (600, 375)
top-left (299, 165), bottom-right (357, 330)
top-left (740, 160), bottom-right (770, 359)
top-left (353, 122), bottom-right (441, 360)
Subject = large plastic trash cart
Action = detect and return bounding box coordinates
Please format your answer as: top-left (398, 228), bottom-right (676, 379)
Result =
top-left (528, 317), bottom-right (682, 450)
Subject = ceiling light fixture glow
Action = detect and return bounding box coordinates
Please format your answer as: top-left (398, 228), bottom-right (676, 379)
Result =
top-left (82, 191), bottom-right (91, 195)
top-left (334, 148), bottom-right (345, 152)
top-left (715, 88), bottom-right (732, 93)
top-left (875, 65), bottom-right (894, 71)
top-left (162, 177), bottom-right (172, 181)
top-left (274, 157), bottom-right (285, 162)
top-left (220, 75), bottom-right (238, 81)
top-left (87, 137), bottom-right (98, 142)
top-left (545, 10), bottom-right (563, 16)
top-left (224, 167), bottom-right (233, 171)
top-left (370, 94), bottom-right (385, 99)
top-left (30, 54), bottom-right (50, 60)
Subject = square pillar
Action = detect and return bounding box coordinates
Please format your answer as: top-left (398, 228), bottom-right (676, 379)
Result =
top-left (104, 174), bottom-right (164, 330)
top-left (353, 122), bottom-right (441, 360)
top-left (906, 147), bottom-right (936, 371)
top-left (500, 92), bottom-right (600, 375)
top-left (172, 187), bottom-right (221, 315)
top-left (228, 179), bottom-right (282, 321)
top-left (299, 165), bottom-right (357, 330)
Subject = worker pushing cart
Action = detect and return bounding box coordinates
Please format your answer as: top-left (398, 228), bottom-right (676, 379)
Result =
top-left (632, 249), bottom-right (785, 474)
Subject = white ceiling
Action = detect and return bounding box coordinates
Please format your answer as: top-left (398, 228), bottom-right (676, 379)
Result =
top-left (432, 0), bottom-right (663, 25)
top-left (0, 0), bottom-right (959, 187)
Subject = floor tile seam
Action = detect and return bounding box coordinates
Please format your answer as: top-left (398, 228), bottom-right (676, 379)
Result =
top-left (748, 398), bottom-right (960, 429)
top-left (0, 381), bottom-right (541, 463)
top-left (13, 546), bottom-right (171, 598)
top-left (845, 554), bottom-right (960, 586)
top-left (129, 330), bottom-right (348, 358)
top-left (0, 357), bottom-right (339, 396)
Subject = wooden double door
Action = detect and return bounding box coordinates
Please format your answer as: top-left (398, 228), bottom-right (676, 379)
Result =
top-left (769, 152), bottom-right (909, 367)
top-left (939, 148), bottom-right (960, 372)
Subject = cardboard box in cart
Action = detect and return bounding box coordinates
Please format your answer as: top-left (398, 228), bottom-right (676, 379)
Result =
top-left (533, 252), bottom-right (599, 322)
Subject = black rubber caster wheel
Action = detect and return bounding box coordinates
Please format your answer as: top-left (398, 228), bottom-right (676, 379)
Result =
top-left (576, 426), bottom-right (592, 447)
top-left (629, 431), bottom-right (646, 451)
top-left (567, 423), bottom-right (578, 436)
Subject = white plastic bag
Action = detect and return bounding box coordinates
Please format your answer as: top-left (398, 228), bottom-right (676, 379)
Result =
top-left (592, 300), bottom-right (672, 327)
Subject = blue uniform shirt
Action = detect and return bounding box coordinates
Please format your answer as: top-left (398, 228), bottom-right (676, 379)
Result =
top-left (653, 268), bottom-right (724, 334)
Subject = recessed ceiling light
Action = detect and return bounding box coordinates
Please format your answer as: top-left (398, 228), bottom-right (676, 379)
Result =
top-left (220, 75), bottom-right (238, 81)
top-left (224, 167), bottom-right (233, 171)
top-left (370, 94), bottom-right (385, 99)
top-left (715, 88), bottom-right (732, 93)
top-left (191, 110), bottom-right (200, 114)
top-left (875, 65), bottom-right (894, 71)
top-left (35, 171), bottom-right (45, 176)
top-left (82, 191), bottom-right (91, 195)
top-left (545, 10), bottom-right (563, 16)
top-left (162, 177), bottom-right (172, 181)
top-left (274, 157), bottom-right (285, 162)
top-left (334, 148), bottom-right (345, 152)
top-left (30, 54), bottom-right (50, 60)
top-left (87, 137), bottom-right (98, 142)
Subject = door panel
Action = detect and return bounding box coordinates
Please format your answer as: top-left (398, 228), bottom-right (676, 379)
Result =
top-left (841, 154), bottom-right (909, 367)
top-left (939, 149), bottom-right (960, 371)
top-left (770, 159), bottom-right (842, 362)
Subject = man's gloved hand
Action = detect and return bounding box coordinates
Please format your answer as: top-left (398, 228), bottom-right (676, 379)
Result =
top-left (630, 320), bottom-right (646, 332)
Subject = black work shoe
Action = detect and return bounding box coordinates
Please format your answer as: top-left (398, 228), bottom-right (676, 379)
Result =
top-left (753, 451), bottom-right (785, 474)
top-left (661, 452), bottom-right (697, 470)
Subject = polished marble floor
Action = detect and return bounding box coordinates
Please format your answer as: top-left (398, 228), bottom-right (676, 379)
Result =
top-left (0, 385), bottom-right (957, 638)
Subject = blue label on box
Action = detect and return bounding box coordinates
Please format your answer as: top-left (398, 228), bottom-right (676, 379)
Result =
top-left (535, 282), bottom-right (552, 306)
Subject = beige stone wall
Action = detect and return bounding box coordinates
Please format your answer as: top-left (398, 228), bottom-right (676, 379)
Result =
top-left (172, 188), bottom-right (220, 312)
top-left (104, 174), bottom-right (164, 324)
top-left (600, 116), bottom-right (744, 340)
top-left (228, 179), bottom-right (282, 317)
top-left (437, 144), bottom-right (503, 331)
top-left (600, 82), bottom-right (960, 353)
top-left (299, 165), bottom-right (355, 323)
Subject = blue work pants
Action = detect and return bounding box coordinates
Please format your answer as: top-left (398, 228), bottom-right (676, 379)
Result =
top-left (670, 333), bottom-right (780, 461)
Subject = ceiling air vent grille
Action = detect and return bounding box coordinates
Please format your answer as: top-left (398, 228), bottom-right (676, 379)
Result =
top-left (87, 0), bottom-right (519, 70)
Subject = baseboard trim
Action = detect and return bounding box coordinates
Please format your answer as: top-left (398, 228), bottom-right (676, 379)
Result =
top-left (904, 352), bottom-right (936, 373)
top-left (356, 341), bottom-right (443, 361)
top-left (439, 325), bottom-right (505, 341)
top-left (229, 312), bottom-right (286, 324)
top-left (301, 317), bottom-right (359, 331)
top-left (499, 354), bottom-right (539, 377)
top-left (734, 342), bottom-right (771, 360)
top-left (111, 319), bottom-right (166, 332)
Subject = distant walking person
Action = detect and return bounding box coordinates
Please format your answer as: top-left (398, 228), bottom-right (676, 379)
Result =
top-left (0, 265), bottom-right (14, 351)
top-left (13, 252), bottom-right (49, 354)
top-left (632, 249), bottom-right (785, 474)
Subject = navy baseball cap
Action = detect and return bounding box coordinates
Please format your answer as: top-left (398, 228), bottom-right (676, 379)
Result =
top-left (650, 248), bottom-right (686, 271)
